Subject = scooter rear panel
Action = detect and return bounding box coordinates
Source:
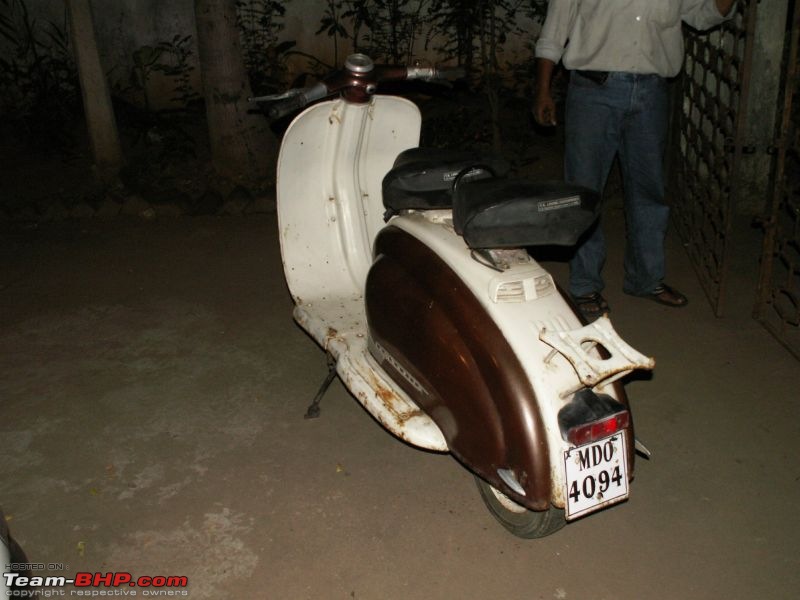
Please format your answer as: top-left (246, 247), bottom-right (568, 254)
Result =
top-left (366, 225), bottom-right (553, 510)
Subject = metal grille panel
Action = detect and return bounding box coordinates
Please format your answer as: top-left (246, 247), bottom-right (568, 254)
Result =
top-left (755, 3), bottom-right (800, 359)
top-left (672, 1), bottom-right (757, 316)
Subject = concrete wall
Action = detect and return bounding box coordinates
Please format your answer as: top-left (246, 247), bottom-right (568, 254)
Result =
top-left (738, 0), bottom-right (790, 214)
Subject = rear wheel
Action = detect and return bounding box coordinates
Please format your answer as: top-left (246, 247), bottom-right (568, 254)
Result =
top-left (475, 477), bottom-right (566, 538)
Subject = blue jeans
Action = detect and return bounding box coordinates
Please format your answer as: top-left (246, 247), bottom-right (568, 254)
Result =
top-left (564, 71), bottom-right (670, 297)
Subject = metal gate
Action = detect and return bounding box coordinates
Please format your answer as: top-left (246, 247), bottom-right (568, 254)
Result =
top-left (671, 1), bottom-right (758, 316)
top-left (755, 2), bottom-right (800, 359)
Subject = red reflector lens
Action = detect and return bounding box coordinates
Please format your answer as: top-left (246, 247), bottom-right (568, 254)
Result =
top-left (567, 411), bottom-right (629, 446)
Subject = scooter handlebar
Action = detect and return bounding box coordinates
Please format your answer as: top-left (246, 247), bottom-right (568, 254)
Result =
top-left (267, 93), bottom-right (309, 119)
top-left (252, 82), bottom-right (330, 119)
top-left (406, 65), bottom-right (465, 82)
top-left (254, 58), bottom-right (464, 120)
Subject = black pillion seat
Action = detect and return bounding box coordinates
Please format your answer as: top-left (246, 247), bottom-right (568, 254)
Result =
top-left (382, 148), bottom-right (510, 214)
top-left (452, 179), bottom-right (600, 249)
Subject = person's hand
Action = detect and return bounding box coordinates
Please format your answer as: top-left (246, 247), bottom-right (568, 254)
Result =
top-left (534, 90), bottom-right (557, 126)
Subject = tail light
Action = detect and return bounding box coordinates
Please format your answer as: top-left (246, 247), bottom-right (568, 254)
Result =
top-left (558, 389), bottom-right (630, 446)
top-left (565, 411), bottom-right (629, 445)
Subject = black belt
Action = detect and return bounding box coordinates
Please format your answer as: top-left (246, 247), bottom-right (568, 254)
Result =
top-left (575, 70), bottom-right (609, 84)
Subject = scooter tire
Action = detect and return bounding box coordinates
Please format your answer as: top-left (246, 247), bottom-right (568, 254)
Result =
top-left (475, 477), bottom-right (566, 539)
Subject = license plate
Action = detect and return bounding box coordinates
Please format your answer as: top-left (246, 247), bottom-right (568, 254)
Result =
top-left (563, 434), bottom-right (628, 520)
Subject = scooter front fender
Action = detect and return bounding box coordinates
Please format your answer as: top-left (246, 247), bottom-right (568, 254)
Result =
top-left (366, 225), bottom-right (552, 510)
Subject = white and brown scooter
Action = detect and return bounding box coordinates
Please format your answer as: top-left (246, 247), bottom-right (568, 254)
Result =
top-left (256, 54), bottom-right (654, 538)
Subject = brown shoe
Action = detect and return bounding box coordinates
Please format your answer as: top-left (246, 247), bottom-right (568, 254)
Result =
top-left (571, 291), bottom-right (610, 322)
top-left (629, 283), bottom-right (688, 307)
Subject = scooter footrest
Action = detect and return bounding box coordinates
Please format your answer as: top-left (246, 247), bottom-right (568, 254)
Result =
top-left (539, 316), bottom-right (655, 392)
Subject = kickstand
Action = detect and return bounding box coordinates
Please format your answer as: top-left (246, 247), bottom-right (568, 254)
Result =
top-left (305, 354), bottom-right (336, 419)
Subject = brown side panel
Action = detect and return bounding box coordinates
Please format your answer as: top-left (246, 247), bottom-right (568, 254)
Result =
top-left (366, 226), bottom-right (551, 509)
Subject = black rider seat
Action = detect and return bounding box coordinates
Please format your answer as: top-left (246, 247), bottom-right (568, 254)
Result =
top-left (382, 148), bottom-right (510, 213)
top-left (452, 179), bottom-right (600, 249)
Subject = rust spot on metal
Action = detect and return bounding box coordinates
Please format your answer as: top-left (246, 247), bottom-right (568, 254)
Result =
top-left (365, 369), bottom-right (422, 426)
top-left (550, 465), bottom-right (565, 506)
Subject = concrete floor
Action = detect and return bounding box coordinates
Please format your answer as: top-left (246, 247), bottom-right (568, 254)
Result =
top-left (1, 210), bottom-right (798, 600)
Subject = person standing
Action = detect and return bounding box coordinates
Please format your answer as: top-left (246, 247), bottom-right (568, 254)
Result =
top-left (534, 0), bottom-right (736, 320)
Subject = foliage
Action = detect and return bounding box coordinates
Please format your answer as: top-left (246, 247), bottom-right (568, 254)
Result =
top-left (115, 34), bottom-right (204, 166)
top-left (316, 0), bottom-right (347, 66)
top-left (0, 0), bottom-right (79, 143)
top-left (427, 0), bottom-right (479, 70)
top-left (306, 0), bottom-right (549, 151)
top-left (422, 0), bottom-right (547, 150)
top-left (130, 45), bottom-right (161, 111)
top-left (360, 0), bottom-right (431, 64)
top-left (154, 34), bottom-right (201, 108)
top-left (507, 0), bottom-right (549, 94)
top-left (314, 0), bottom-right (432, 66)
top-left (309, 0), bottom-right (548, 69)
top-left (236, 0), bottom-right (294, 95)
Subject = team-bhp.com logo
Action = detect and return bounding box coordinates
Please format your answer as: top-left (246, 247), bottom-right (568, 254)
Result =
top-left (4, 571), bottom-right (189, 597)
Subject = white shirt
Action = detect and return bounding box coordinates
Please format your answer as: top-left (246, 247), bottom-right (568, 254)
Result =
top-left (535, 0), bottom-right (732, 77)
